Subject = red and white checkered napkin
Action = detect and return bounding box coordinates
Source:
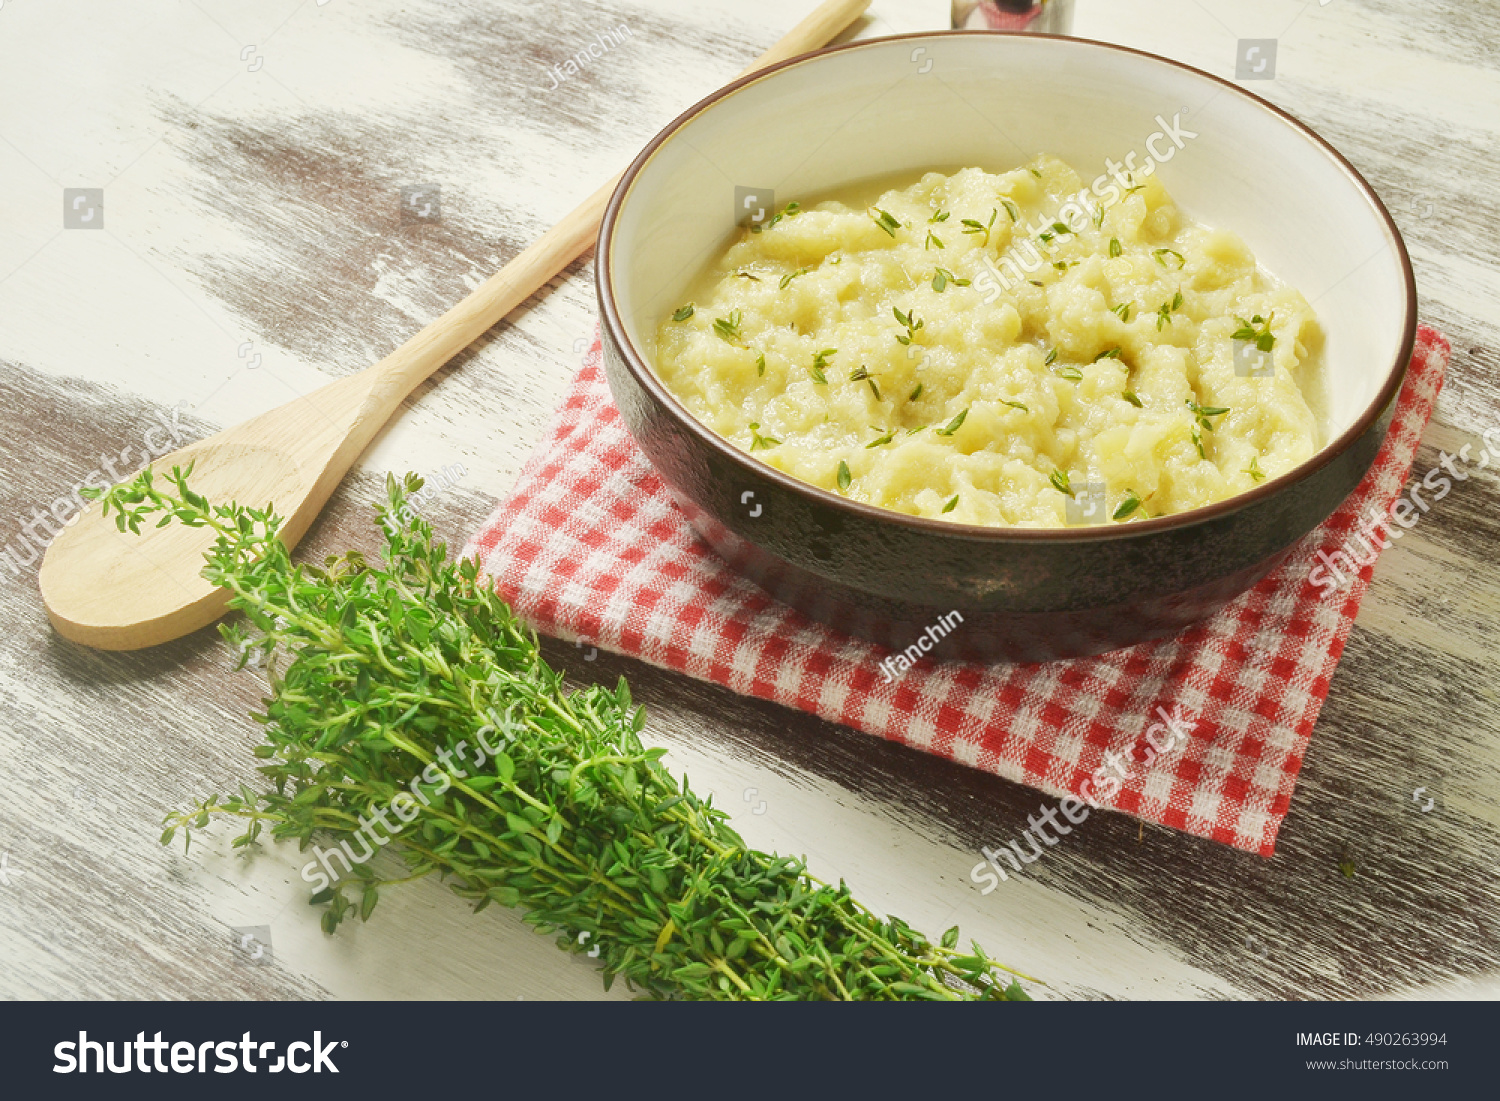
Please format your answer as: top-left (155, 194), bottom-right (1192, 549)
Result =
top-left (465, 326), bottom-right (1450, 855)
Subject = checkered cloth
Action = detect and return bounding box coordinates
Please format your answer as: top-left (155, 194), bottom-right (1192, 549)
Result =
top-left (465, 326), bottom-right (1450, 854)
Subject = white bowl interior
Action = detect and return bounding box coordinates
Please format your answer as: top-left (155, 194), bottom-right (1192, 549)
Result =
top-left (608, 34), bottom-right (1411, 442)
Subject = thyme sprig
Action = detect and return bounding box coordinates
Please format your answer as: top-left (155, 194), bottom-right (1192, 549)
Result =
top-left (931, 267), bottom-right (969, 293)
top-left (91, 467), bottom-right (1032, 1002)
top-left (961, 209), bottom-right (998, 246)
top-left (749, 422), bottom-right (781, 451)
top-left (1156, 291), bottom-right (1184, 331)
top-left (1232, 312), bottom-right (1276, 352)
top-left (849, 365), bottom-right (881, 401)
top-left (871, 208), bottom-right (901, 238)
top-left (750, 201), bottom-right (800, 234)
top-left (893, 306), bottom-right (923, 346)
top-left (713, 309), bottom-right (744, 345)
top-left (1186, 398), bottom-right (1230, 433)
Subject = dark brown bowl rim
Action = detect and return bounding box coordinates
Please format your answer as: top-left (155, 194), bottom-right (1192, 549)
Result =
top-left (597, 31), bottom-right (1418, 544)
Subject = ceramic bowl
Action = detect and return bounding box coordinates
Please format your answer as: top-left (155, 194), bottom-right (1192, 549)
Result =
top-left (597, 32), bottom-right (1415, 662)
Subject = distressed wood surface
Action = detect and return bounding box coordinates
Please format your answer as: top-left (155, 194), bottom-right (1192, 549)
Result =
top-left (1, 0), bottom-right (1497, 1001)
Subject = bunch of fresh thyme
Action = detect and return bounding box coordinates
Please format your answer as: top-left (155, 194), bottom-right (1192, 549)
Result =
top-left (88, 467), bottom-right (1032, 1001)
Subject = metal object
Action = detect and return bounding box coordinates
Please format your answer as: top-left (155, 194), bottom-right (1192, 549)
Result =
top-left (952, 0), bottom-right (1075, 33)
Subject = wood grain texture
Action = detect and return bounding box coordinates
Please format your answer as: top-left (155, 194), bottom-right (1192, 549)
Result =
top-left (1, 0), bottom-right (1497, 1001)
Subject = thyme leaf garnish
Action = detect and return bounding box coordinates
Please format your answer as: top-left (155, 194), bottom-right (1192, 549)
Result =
top-left (931, 267), bottom-right (970, 292)
top-left (1231, 312), bottom-right (1276, 352)
top-left (1113, 490), bottom-right (1143, 520)
top-left (871, 207), bottom-right (901, 238)
top-left (962, 209), bottom-right (999, 246)
top-left (713, 309), bottom-right (744, 345)
top-left (1186, 398), bottom-right (1230, 433)
top-left (808, 348), bottom-right (836, 384)
top-left (1156, 291), bottom-right (1184, 331)
top-left (935, 408), bottom-right (968, 436)
top-left (749, 422), bottom-right (781, 451)
top-left (893, 306), bottom-right (924, 345)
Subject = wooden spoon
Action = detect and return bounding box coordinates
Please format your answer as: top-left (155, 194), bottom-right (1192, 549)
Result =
top-left (40, 0), bottom-right (871, 651)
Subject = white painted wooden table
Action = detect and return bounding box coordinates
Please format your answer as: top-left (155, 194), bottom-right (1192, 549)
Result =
top-left (1, 0), bottom-right (1497, 1001)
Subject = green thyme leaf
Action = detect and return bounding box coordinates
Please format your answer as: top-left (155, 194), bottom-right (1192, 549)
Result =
top-left (1093, 347), bottom-right (1123, 362)
top-left (1121, 390), bottom-right (1143, 407)
top-left (672, 304), bottom-right (694, 322)
top-left (1232, 312), bottom-right (1276, 352)
top-left (1113, 491), bottom-right (1143, 520)
top-left (1001, 399), bottom-right (1028, 412)
top-left (872, 207), bottom-right (901, 237)
top-left (931, 267), bottom-right (970, 292)
top-left (961, 209), bottom-right (998, 246)
top-left (1152, 248), bottom-right (1185, 269)
top-left (1049, 469), bottom-right (1074, 496)
top-left (1108, 237), bottom-right (1122, 258)
top-left (1186, 398), bottom-right (1229, 433)
top-left (713, 309), bottom-right (743, 344)
top-left (837, 460), bottom-right (852, 492)
top-left (935, 408), bottom-right (969, 436)
top-left (1001, 199), bottom-right (1019, 222)
top-left (941, 494), bottom-right (959, 514)
top-left (808, 348), bottom-right (836, 384)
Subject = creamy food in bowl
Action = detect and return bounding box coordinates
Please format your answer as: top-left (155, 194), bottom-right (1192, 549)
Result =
top-left (597, 32), bottom-right (1414, 660)
top-left (654, 157), bottom-right (1324, 527)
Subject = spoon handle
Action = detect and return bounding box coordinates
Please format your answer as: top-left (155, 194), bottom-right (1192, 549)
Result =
top-left (376, 0), bottom-right (872, 399)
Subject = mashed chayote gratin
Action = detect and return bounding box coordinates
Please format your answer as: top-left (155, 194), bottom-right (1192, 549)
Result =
top-left (653, 156), bottom-right (1323, 526)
